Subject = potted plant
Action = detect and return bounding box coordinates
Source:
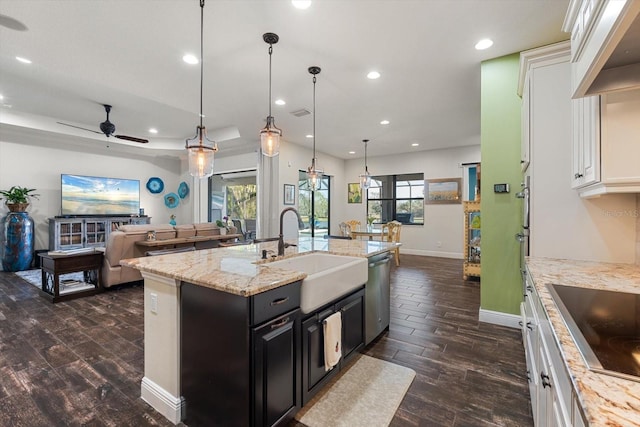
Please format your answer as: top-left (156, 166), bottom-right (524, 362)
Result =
top-left (216, 218), bottom-right (229, 235)
top-left (0, 186), bottom-right (39, 272)
top-left (367, 216), bottom-right (375, 231)
top-left (0, 186), bottom-right (40, 212)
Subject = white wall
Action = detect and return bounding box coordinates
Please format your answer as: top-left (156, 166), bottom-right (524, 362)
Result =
top-left (0, 140), bottom-right (185, 250)
top-left (528, 61), bottom-right (637, 263)
top-left (344, 145), bottom-right (481, 258)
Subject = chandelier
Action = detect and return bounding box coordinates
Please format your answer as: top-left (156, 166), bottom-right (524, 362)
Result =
top-left (260, 33), bottom-right (282, 157)
top-left (306, 66), bottom-right (323, 191)
top-left (185, 0), bottom-right (218, 179)
top-left (359, 139), bottom-right (371, 189)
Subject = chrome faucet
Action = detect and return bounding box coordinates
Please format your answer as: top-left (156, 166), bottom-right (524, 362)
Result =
top-left (278, 207), bottom-right (303, 256)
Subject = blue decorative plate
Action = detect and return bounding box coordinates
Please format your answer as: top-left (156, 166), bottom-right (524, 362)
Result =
top-left (146, 177), bottom-right (164, 194)
top-left (164, 192), bottom-right (179, 209)
top-left (178, 181), bottom-right (189, 199)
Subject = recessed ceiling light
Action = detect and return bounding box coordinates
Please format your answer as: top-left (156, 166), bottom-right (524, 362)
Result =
top-left (292, 0), bottom-right (311, 10)
top-left (306, 134), bottom-right (313, 138)
top-left (348, 151), bottom-right (356, 154)
top-left (0, 94), bottom-right (3, 100)
top-left (16, 56), bottom-right (32, 64)
top-left (183, 54), bottom-right (198, 65)
top-left (380, 120), bottom-right (390, 125)
top-left (475, 39), bottom-right (493, 50)
top-left (275, 99), bottom-right (286, 106)
top-left (149, 128), bottom-right (158, 134)
top-left (367, 71), bottom-right (380, 80)
top-left (411, 143), bottom-right (419, 147)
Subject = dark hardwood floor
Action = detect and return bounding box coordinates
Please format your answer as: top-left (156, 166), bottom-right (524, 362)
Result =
top-left (0, 255), bottom-right (532, 426)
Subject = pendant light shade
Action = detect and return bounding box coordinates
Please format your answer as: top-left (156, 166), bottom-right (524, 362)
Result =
top-left (188, 126), bottom-right (215, 177)
top-left (185, 0), bottom-right (218, 179)
top-left (306, 66), bottom-right (323, 191)
top-left (260, 33), bottom-right (282, 157)
top-left (359, 139), bottom-right (371, 190)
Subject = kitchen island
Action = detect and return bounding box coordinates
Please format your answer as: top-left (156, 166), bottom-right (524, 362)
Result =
top-left (525, 257), bottom-right (640, 427)
top-left (121, 237), bottom-right (398, 425)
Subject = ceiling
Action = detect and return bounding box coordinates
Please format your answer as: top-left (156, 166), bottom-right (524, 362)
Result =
top-left (0, 0), bottom-right (570, 161)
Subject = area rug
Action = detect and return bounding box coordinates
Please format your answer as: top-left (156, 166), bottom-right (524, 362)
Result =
top-left (295, 354), bottom-right (416, 427)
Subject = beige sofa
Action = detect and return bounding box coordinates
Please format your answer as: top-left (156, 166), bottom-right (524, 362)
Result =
top-left (102, 222), bottom-right (229, 288)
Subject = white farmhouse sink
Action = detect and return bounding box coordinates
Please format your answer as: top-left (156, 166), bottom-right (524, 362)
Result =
top-left (267, 253), bottom-right (368, 313)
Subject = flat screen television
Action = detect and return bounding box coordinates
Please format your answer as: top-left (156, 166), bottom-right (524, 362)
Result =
top-left (61, 174), bottom-right (140, 216)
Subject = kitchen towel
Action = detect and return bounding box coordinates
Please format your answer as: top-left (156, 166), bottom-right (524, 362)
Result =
top-left (323, 311), bottom-right (342, 371)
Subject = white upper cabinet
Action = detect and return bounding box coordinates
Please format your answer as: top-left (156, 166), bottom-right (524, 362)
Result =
top-left (571, 95), bottom-right (601, 189)
top-left (518, 42), bottom-right (572, 174)
top-left (563, 0), bottom-right (640, 97)
top-left (521, 75), bottom-right (531, 172)
top-left (575, 88), bottom-right (640, 197)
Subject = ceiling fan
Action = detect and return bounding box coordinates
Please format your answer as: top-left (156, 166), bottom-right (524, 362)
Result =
top-left (57, 104), bottom-right (149, 143)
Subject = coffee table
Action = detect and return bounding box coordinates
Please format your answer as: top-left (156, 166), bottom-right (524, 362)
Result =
top-left (38, 251), bottom-right (103, 303)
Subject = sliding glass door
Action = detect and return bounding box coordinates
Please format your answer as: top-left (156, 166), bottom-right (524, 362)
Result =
top-left (209, 170), bottom-right (257, 237)
top-left (298, 171), bottom-right (330, 237)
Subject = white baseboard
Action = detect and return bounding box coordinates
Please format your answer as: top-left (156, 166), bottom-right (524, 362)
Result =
top-left (400, 248), bottom-right (463, 259)
top-left (478, 309), bottom-right (520, 329)
top-left (140, 377), bottom-right (184, 425)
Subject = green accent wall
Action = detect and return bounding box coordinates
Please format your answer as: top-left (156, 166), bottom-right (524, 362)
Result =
top-left (480, 53), bottom-right (523, 315)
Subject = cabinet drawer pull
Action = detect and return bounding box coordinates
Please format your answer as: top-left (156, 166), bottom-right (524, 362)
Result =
top-left (270, 297), bottom-right (289, 306)
top-left (540, 372), bottom-right (551, 388)
top-left (270, 317), bottom-right (290, 329)
top-left (518, 321), bottom-right (533, 330)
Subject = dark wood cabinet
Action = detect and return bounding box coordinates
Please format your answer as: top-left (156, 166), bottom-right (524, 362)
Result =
top-left (302, 307), bottom-right (334, 403)
top-left (181, 281), bottom-right (365, 425)
top-left (181, 280), bottom-right (301, 427)
top-left (337, 291), bottom-right (365, 361)
top-left (301, 287), bottom-right (365, 405)
top-left (252, 310), bottom-right (300, 427)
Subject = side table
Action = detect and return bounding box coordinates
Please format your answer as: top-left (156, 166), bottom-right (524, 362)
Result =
top-left (38, 251), bottom-right (103, 303)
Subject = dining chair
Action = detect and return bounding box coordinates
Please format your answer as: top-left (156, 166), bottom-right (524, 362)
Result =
top-left (244, 219), bottom-right (257, 240)
top-left (232, 219), bottom-right (251, 242)
top-left (382, 221), bottom-right (402, 266)
top-left (338, 222), bottom-right (350, 237)
top-left (344, 220), bottom-right (361, 238)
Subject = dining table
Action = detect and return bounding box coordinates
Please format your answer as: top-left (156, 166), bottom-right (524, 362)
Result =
top-left (351, 229), bottom-right (385, 241)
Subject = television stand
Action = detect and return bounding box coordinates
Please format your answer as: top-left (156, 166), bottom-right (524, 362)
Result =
top-left (48, 216), bottom-right (152, 251)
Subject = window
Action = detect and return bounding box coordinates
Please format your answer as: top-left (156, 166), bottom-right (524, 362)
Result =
top-left (298, 171), bottom-right (331, 237)
top-left (367, 173), bottom-right (424, 225)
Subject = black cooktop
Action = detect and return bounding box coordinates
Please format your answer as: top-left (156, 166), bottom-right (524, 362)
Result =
top-left (547, 284), bottom-right (640, 381)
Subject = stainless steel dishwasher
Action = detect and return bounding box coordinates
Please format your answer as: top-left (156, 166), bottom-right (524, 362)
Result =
top-left (365, 252), bottom-right (392, 345)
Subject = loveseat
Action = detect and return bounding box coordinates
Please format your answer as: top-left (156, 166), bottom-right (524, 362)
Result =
top-left (102, 222), bottom-right (232, 288)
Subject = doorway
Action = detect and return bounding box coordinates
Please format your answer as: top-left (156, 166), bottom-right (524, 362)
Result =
top-left (297, 171), bottom-right (330, 237)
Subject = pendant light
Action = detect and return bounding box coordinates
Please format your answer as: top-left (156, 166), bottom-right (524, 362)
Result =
top-left (260, 33), bottom-right (282, 157)
top-left (306, 66), bottom-right (323, 191)
top-left (359, 139), bottom-right (371, 190)
top-left (185, 0), bottom-right (218, 179)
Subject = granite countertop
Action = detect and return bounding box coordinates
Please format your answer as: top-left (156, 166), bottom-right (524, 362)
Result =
top-left (121, 237), bottom-right (398, 297)
top-left (526, 257), bottom-right (640, 427)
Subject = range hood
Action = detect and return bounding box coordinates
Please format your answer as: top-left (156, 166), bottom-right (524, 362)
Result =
top-left (565, 0), bottom-right (640, 97)
top-left (590, 9), bottom-right (640, 94)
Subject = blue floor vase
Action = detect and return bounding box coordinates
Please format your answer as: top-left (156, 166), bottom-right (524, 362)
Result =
top-left (1, 212), bottom-right (35, 272)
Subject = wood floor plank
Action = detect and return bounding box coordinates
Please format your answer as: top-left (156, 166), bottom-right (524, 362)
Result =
top-left (0, 254), bottom-right (533, 426)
